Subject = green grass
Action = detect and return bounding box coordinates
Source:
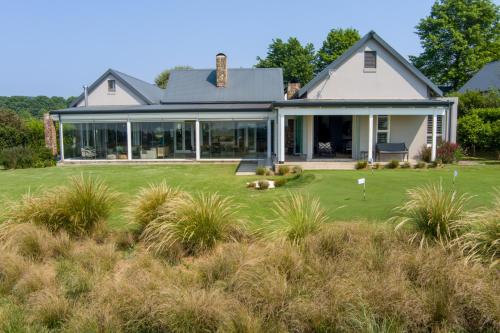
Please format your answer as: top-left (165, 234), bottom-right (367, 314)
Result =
top-left (1, 164), bottom-right (499, 229)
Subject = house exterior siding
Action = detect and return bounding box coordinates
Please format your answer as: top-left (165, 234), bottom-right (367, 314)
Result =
top-left (76, 75), bottom-right (146, 107)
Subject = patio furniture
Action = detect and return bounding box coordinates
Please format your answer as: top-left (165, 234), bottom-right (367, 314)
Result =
top-left (81, 146), bottom-right (96, 159)
top-left (375, 143), bottom-right (408, 161)
top-left (157, 146), bottom-right (169, 158)
top-left (318, 142), bottom-right (335, 157)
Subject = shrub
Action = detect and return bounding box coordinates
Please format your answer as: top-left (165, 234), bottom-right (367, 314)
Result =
top-left (258, 180), bottom-right (270, 190)
top-left (0, 223), bottom-right (57, 260)
top-left (355, 160), bottom-right (368, 169)
top-left (0, 252), bottom-right (28, 295)
top-left (372, 162), bottom-right (381, 169)
top-left (0, 146), bottom-right (34, 169)
top-left (393, 183), bottom-right (469, 246)
top-left (419, 145), bottom-right (432, 163)
top-left (27, 288), bottom-right (71, 329)
top-left (5, 175), bottom-right (117, 237)
top-left (267, 192), bottom-right (329, 244)
top-left (255, 167), bottom-right (266, 176)
top-left (292, 166), bottom-right (303, 174)
top-left (265, 169), bottom-right (275, 176)
top-left (401, 161), bottom-right (411, 169)
top-left (456, 192), bottom-right (500, 268)
top-left (126, 182), bottom-right (184, 233)
top-left (141, 193), bottom-right (244, 257)
top-left (274, 178), bottom-right (288, 187)
top-left (277, 165), bottom-right (290, 176)
top-left (414, 161), bottom-right (427, 169)
top-left (437, 141), bottom-right (462, 164)
top-left (386, 160), bottom-right (400, 169)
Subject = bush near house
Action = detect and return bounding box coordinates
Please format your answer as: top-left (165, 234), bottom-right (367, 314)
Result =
top-left (255, 167), bottom-right (266, 175)
top-left (437, 141), bottom-right (463, 164)
top-left (386, 160), bottom-right (400, 169)
top-left (355, 160), bottom-right (368, 169)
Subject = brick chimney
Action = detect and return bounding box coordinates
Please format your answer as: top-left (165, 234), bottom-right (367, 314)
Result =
top-left (287, 82), bottom-right (301, 99)
top-left (216, 53), bottom-right (227, 87)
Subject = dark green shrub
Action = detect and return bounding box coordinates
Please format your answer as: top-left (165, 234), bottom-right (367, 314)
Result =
top-left (0, 146), bottom-right (34, 169)
top-left (274, 178), bottom-right (288, 187)
top-left (257, 180), bottom-right (270, 190)
top-left (255, 167), bottom-right (266, 176)
top-left (414, 161), bottom-right (427, 169)
top-left (277, 165), bottom-right (290, 176)
top-left (419, 145), bottom-right (432, 163)
top-left (386, 160), bottom-right (400, 169)
top-left (401, 161), bottom-right (411, 169)
top-left (355, 161), bottom-right (368, 169)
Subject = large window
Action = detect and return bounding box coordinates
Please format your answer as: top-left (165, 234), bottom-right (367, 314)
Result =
top-left (427, 115), bottom-right (443, 144)
top-left (200, 121), bottom-right (267, 159)
top-left (376, 115), bottom-right (390, 143)
top-left (131, 121), bottom-right (195, 159)
top-left (63, 122), bottom-right (127, 159)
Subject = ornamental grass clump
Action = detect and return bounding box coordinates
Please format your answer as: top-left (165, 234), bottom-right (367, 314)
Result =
top-left (5, 175), bottom-right (117, 237)
top-left (141, 192), bottom-right (244, 258)
top-left (126, 181), bottom-right (184, 232)
top-left (456, 191), bottom-right (500, 268)
top-left (267, 192), bottom-right (329, 244)
top-left (393, 182), bottom-right (469, 247)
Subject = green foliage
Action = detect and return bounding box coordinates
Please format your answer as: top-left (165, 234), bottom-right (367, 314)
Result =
top-left (267, 192), bottom-right (329, 244)
top-left (257, 180), bottom-right (270, 190)
top-left (414, 161), bottom-right (427, 169)
top-left (401, 161), bottom-right (412, 169)
top-left (154, 65), bottom-right (193, 89)
top-left (0, 108), bottom-right (27, 150)
top-left (355, 160), bottom-right (368, 169)
top-left (255, 167), bottom-right (266, 176)
top-left (274, 178), bottom-right (288, 187)
top-left (419, 145), bottom-right (432, 163)
top-left (393, 182), bottom-right (469, 246)
top-left (292, 165), bottom-right (303, 174)
top-left (0, 96), bottom-right (73, 118)
top-left (451, 90), bottom-right (500, 116)
top-left (315, 28), bottom-right (360, 73)
top-left (277, 165), bottom-right (290, 176)
top-left (458, 112), bottom-right (494, 153)
top-left (256, 37), bottom-right (315, 85)
top-left (0, 146), bottom-right (55, 169)
top-left (437, 141), bottom-right (462, 163)
top-left (410, 0), bottom-right (500, 89)
top-left (386, 160), bottom-right (400, 169)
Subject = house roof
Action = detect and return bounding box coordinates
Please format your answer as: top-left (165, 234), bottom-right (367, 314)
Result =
top-left (70, 69), bottom-right (165, 107)
top-left (298, 31), bottom-right (443, 98)
top-left (459, 61), bottom-right (500, 93)
top-left (161, 68), bottom-right (284, 103)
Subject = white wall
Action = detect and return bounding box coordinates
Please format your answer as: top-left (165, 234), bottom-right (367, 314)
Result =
top-left (307, 39), bottom-right (430, 100)
top-left (77, 75), bottom-right (145, 107)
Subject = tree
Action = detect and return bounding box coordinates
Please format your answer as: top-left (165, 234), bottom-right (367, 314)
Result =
top-left (155, 66), bottom-right (193, 89)
top-left (410, 0), bottom-right (500, 90)
top-left (256, 37), bottom-right (315, 85)
top-left (0, 96), bottom-right (73, 119)
top-left (315, 28), bottom-right (360, 73)
top-left (0, 108), bottom-right (27, 150)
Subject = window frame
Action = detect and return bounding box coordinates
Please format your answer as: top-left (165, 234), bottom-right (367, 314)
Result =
top-left (107, 79), bottom-right (116, 93)
top-left (426, 115), bottom-right (443, 145)
top-left (364, 51), bottom-right (377, 69)
top-left (376, 115), bottom-right (390, 144)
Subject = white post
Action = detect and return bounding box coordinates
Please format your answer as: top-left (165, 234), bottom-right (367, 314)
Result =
top-left (431, 112), bottom-right (437, 161)
top-left (305, 115), bottom-right (313, 161)
top-left (267, 117), bottom-right (272, 159)
top-left (195, 119), bottom-right (200, 161)
top-left (126, 120), bottom-right (132, 160)
top-left (58, 116), bottom-right (64, 161)
top-left (278, 113), bottom-right (285, 163)
top-left (368, 113), bottom-right (373, 162)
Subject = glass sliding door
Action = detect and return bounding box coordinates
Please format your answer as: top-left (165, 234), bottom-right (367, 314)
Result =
top-left (131, 121), bottom-right (195, 159)
top-left (62, 122), bottom-right (127, 160)
top-left (200, 120), bottom-right (267, 159)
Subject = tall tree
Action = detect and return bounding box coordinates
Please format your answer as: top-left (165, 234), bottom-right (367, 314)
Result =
top-left (315, 28), bottom-right (360, 73)
top-left (256, 37), bottom-right (315, 85)
top-left (410, 0), bottom-right (500, 90)
top-left (155, 66), bottom-right (193, 89)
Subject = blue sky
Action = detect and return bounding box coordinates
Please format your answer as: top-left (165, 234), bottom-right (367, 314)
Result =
top-left (0, 0), bottom-right (441, 97)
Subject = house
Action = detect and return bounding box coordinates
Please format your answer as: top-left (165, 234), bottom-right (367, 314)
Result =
top-left (50, 31), bottom-right (457, 167)
top-left (459, 60), bottom-right (500, 93)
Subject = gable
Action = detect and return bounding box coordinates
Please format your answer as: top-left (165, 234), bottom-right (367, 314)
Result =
top-left (76, 74), bottom-right (146, 107)
top-left (300, 31), bottom-right (442, 100)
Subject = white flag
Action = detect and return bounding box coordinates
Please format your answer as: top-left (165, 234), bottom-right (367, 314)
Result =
top-left (454, 170), bottom-right (458, 177)
top-left (357, 178), bottom-right (365, 185)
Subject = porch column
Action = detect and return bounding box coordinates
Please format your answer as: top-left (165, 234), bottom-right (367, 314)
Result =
top-left (195, 119), bottom-right (200, 161)
top-left (278, 113), bottom-right (285, 163)
top-left (126, 120), bottom-right (132, 161)
top-left (267, 117), bottom-right (272, 159)
top-left (368, 113), bottom-right (373, 162)
top-left (431, 112), bottom-right (437, 161)
top-left (58, 115), bottom-right (64, 161)
top-left (305, 115), bottom-right (313, 160)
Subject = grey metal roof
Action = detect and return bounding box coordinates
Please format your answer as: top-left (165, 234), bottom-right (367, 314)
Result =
top-left (162, 68), bottom-right (284, 103)
top-left (459, 61), bottom-right (500, 93)
top-left (298, 31), bottom-right (443, 98)
top-left (70, 69), bottom-right (165, 107)
top-left (274, 99), bottom-right (452, 107)
top-left (50, 103), bottom-right (273, 114)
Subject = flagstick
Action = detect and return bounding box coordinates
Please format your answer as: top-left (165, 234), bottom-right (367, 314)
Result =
top-left (363, 182), bottom-right (366, 201)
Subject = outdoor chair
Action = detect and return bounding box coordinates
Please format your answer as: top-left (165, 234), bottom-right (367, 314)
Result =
top-left (318, 142), bottom-right (335, 157)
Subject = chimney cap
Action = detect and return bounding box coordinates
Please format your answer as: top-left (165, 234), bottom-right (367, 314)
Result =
top-left (216, 52), bottom-right (226, 57)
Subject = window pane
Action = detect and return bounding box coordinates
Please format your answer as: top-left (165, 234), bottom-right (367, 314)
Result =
top-left (377, 116), bottom-right (388, 130)
top-left (377, 132), bottom-right (388, 143)
top-left (131, 122), bottom-right (179, 159)
top-left (364, 51), bottom-right (376, 68)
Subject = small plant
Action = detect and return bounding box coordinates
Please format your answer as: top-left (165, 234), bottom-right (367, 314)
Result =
top-left (386, 160), bottom-right (400, 169)
top-left (255, 167), bottom-right (266, 176)
top-left (274, 178), bottom-right (288, 187)
top-left (265, 169), bottom-right (275, 176)
top-left (372, 162), bottom-right (381, 170)
top-left (419, 145), bottom-right (432, 163)
top-left (401, 161), bottom-right (411, 169)
top-left (257, 180), bottom-right (270, 190)
top-left (246, 182), bottom-right (256, 188)
top-left (126, 182), bottom-right (184, 232)
top-left (355, 160), bottom-right (368, 170)
top-left (414, 161), bottom-right (427, 169)
top-left (292, 166), bottom-right (303, 174)
top-left (393, 182), bottom-right (470, 246)
top-left (267, 192), bottom-right (329, 244)
top-left (141, 193), bottom-right (243, 256)
top-left (277, 165), bottom-right (290, 176)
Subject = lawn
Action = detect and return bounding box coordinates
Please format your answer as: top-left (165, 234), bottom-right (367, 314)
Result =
top-left (1, 163), bottom-right (499, 228)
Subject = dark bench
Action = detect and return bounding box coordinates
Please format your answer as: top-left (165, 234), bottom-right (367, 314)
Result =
top-left (375, 143), bottom-right (408, 161)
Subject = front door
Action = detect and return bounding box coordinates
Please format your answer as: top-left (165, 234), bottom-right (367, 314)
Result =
top-left (174, 122), bottom-right (195, 153)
